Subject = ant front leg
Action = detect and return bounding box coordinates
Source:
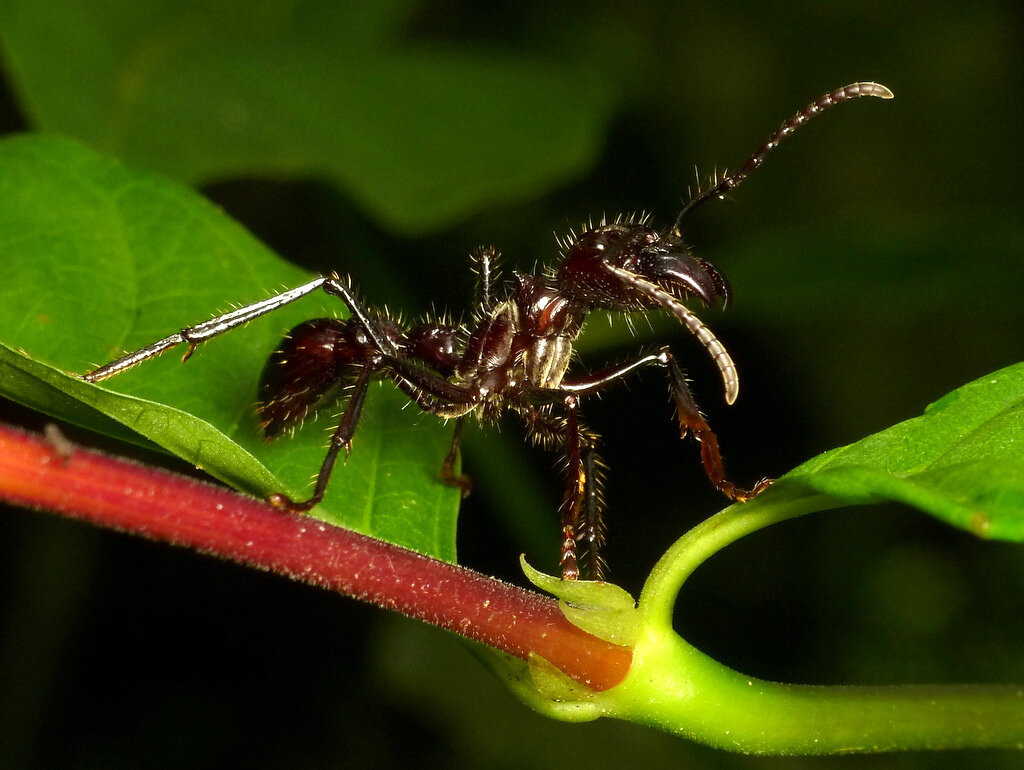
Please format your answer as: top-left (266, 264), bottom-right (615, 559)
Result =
top-left (661, 351), bottom-right (771, 502)
top-left (561, 348), bottom-right (770, 503)
top-left (561, 398), bottom-right (606, 581)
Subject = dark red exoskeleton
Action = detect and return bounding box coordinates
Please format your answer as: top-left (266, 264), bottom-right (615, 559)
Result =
top-left (83, 82), bottom-right (893, 580)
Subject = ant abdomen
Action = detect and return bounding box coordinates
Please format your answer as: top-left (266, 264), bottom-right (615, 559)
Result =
top-left (258, 318), bottom-right (354, 439)
top-left (258, 317), bottom-right (404, 439)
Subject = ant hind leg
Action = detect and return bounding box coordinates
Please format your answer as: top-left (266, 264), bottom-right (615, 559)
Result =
top-left (268, 363), bottom-right (376, 512)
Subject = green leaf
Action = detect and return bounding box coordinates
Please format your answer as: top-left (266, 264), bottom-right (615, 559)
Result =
top-left (0, 0), bottom-right (616, 234)
top-left (774, 361), bottom-right (1024, 540)
top-left (519, 557), bottom-right (640, 647)
top-left (0, 133), bottom-right (459, 560)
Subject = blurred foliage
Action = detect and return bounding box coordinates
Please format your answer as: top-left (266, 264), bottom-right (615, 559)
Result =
top-left (1, 1), bottom-right (1023, 767)
top-left (0, 0), bottom-right (623, 233)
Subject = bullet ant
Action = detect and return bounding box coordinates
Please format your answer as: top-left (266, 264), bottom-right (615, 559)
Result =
top-left (83, 82), bottom-right (893, 580)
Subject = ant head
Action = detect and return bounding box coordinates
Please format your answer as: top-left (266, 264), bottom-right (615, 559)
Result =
top-left (555, 222), bottom-right (730, 312)
top-left (556, 221), bottom-right (739, 403)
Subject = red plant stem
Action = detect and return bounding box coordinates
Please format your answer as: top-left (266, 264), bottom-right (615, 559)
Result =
top-left (0, 423), bottom-right (632, 690)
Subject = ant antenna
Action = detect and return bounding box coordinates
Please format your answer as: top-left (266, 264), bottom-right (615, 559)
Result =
top-left (671, 81), bottom-right (893, 235)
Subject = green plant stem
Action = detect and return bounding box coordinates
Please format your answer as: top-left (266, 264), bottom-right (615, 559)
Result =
top-left (0, 422), bottom-right (632, 691)
top-left (639, 488), bottom-right (831, 625)
top-left (609, 488), bottom-right (1024, 753)
top-left (610, 627), bottom-right (1024, 753)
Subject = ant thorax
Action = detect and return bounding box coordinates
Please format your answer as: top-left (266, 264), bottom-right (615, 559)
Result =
top-left (511, 274), bottom-right (582, 390)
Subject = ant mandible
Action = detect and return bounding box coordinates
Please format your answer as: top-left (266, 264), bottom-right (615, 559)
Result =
top-left (82, 82), bottom-right (893, 581)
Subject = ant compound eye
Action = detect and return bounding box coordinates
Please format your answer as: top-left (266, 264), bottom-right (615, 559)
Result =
top-left (573, 224), bottom-right (629, 257)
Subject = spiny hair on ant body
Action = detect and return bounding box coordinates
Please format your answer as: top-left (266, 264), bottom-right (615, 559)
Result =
top-left (553, 212), bottom-right (653, 255)
top-left (81, 82), bottom-right (892, 581)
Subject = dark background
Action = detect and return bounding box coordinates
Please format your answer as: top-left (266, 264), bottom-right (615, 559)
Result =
top-left (2, 2), bottom-right (1024, 767)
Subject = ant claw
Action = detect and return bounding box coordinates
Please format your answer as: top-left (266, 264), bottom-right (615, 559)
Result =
top-left (267, 492), bottom-right (318, 513)
top-left (730, 477), bottom-right (774, 503)
top-left (440, 464), bottom-right (473, 499)
top-left (447, 475), bottom-right (473, 499)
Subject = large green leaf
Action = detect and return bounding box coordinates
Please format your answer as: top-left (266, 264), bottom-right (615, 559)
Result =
top-left (0, 133), bottom-right (460, 560)
top-left (0, 0), bottom-right (616, 234)
top-left (771, 361), bottom-right (1024, 540)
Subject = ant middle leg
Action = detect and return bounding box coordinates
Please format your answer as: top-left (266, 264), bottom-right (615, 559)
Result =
top-left (521, 400), bottom-right (606, 581)
top-left (470, 245), bottom-right (501, 315)
top-left (375, 358), bottom-right (490, 501)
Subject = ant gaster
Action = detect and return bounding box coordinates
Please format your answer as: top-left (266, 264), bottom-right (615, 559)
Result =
top-left (82, 82), bottom-right (893, 581)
